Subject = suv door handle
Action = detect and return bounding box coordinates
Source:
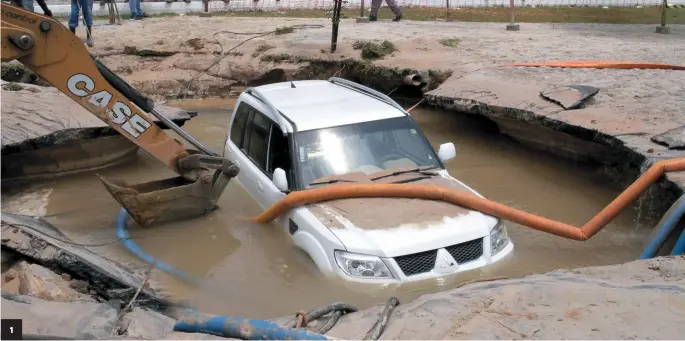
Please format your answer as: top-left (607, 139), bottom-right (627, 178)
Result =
top-left (257, 181), bottom-right (264, 192)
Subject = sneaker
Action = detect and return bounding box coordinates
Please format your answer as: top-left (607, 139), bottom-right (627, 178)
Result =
top-left (134, 16), bottom-right (144, 20)
top-left (142, 13), bottom-right (150, 18)
top-left (86, 36), bottom-right (94, 47)
top-left (368, 15), bottom-right (377, 21)
top-left (392, 14), bottom-right (402, 22)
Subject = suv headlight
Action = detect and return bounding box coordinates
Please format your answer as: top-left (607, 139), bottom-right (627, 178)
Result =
top-left (490, 221), bottom-right (510, 255)
top-left (334, 250), bottom-right (393, 279)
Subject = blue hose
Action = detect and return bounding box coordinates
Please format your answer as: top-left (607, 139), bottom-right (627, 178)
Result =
top-left (173, 309), bottom-right (329, 340)
top-left (640, 194), bottom-right (685, 259)
top-left (672, 227), bottom-right (685, 255)
top-left (116, 208), bottom-right (331, 340)
top-left (116, 208), bottom-right (200, 285)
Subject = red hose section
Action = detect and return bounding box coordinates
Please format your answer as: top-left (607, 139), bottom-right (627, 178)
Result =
top-left (505, 61), bottom-right (685, 70)
top-left (253, 158), bottom-right (685, 241)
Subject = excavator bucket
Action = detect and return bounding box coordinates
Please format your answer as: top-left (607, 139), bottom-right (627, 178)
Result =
top-left (99, 167), bottom-right (237, 227)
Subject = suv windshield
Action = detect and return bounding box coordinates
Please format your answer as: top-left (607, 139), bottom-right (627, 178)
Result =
top-left (295, 117), bottom-right (441, 188)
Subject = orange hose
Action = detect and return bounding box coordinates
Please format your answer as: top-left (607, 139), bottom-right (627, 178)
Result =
top-left (254, 158), bottom-right (685, 241)
top-left (505, 61), bottom-right (685, 70)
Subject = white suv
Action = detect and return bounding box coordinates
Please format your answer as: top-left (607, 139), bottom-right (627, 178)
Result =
top-left (223, 78), bottom-right (513, 283)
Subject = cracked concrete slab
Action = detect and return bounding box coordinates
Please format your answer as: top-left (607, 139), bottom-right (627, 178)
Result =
top-left (652, 125), bottom-right (685, 150)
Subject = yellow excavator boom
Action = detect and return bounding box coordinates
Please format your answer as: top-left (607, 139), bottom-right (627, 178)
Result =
top-left (1, 4), bottom-right (239, 226)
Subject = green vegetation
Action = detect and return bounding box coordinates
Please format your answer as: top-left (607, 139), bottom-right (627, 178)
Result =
top-left (260, 53), bottom-right (308, 63)
top-left (2, 82), bottom-right (24, 91)
top-left (352, 40), bottom-right (397, 60)
top-left (252, 43), bottom-right (275, 57)
top-left (274, 26), bottom-right (295, 35)
top-left (439, 38), bottom-right (461, 48)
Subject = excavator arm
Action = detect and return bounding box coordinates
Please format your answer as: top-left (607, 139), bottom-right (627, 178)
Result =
top-left (1, 4), bottom-right (239, 226)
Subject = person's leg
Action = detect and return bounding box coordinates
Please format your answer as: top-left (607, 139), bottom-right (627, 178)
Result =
top-left (369, 0), bottom-right (382, 20)
top-left (69, 0), bottom-right (80, 31)
top-left (135, 0), bottom-right (144, 18)
top-left (384, 0), bottom-right (402, 20)
top-left (80, 0), bottom-right (93, 26)
top-left (128, 0), bottom-right (139, 18)
top-left (36, 0), bottom-right (53, 16)
top-left (21, 0), bottom-right (34, 12)
top-left (79, 0), bottom-right (94, 46)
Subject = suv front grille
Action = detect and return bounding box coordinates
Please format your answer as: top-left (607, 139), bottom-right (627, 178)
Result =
top-left (394, 249), bottom-right (437, 276)
top-left (445, 238), bottom-right (483, 264)
top-left (393, 238), bottom-right (484, 277)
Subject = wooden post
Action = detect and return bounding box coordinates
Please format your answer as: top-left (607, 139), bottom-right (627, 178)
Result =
top-left (331, 0), bottom-right (344, 53)
top-left (656, 0), bottom-right (671, 33)
top-left (108, 0), bottom-right (115, 25)
top-left (356, 0), bottom-right (369, 22)
top-left (505, 0), bottom-right (519, 31)
top-left (199, 0), bottom-right (212, 17)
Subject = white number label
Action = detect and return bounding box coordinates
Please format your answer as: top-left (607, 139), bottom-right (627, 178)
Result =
top-left (66, 73), bottom-right (152, 138)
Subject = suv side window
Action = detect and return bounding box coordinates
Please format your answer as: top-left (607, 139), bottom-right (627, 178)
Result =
top-left (267, 125), bottom-right (292, 185)
top-left (230, 103), bottom-right (251, 148)
top-left (245, 110), bottom-right (272, 170)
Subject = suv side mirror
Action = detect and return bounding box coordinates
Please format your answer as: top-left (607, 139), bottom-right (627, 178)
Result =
top-left (273, 168), bottom-right (289, 192)
top-left (437, 142), bottom-right (456, 163)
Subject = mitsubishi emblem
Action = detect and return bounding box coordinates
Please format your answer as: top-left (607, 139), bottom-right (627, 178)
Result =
top-left (435, 249), bottom-right (457, 273)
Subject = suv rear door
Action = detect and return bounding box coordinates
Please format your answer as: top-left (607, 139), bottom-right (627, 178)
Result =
top-left (226, 100), bottom-right (289, 209)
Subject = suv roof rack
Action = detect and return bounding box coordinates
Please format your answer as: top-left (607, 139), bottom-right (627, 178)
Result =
top-left (328, 77), bottom-right (408, 115)
top-left (244, 87), bottom-right (291, 135)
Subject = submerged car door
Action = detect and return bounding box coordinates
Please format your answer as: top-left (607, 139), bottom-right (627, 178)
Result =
top-left (239, 108), bottom-right (276, 208)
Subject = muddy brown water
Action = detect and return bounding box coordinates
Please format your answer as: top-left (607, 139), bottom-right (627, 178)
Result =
top-left (20, 100), bottom-right (653, 319)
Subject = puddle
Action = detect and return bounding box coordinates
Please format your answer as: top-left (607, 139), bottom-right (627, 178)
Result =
top-left (8, 102), bottom-right (652, 319)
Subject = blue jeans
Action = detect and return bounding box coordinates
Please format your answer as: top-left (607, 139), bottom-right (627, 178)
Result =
top-left (69, 0), bottom-right (93, 28)
top-left (129, 0), bottom-right (143, 18)
top-left (21, 0), bottom-right (34, 11)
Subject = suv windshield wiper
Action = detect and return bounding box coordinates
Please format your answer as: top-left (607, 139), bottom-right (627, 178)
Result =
top-left (309, 179), bottom-right (357, 186)
top-left (370, 166), bottom-right (440, 182)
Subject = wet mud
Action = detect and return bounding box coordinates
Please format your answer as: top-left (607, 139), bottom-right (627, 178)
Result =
top-left (308, 173), bottom-right (476, 230)
top-left (2, 101), bottom-right (653, 319)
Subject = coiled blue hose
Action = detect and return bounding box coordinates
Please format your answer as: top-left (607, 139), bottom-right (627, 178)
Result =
top-left (115, 208), bottom-right (200, 285)
top-left (640, 194), bottom-right (685, 259)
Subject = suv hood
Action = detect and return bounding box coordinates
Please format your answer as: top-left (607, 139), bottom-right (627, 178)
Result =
top-left (307, 169), bottom-right (498, 258)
